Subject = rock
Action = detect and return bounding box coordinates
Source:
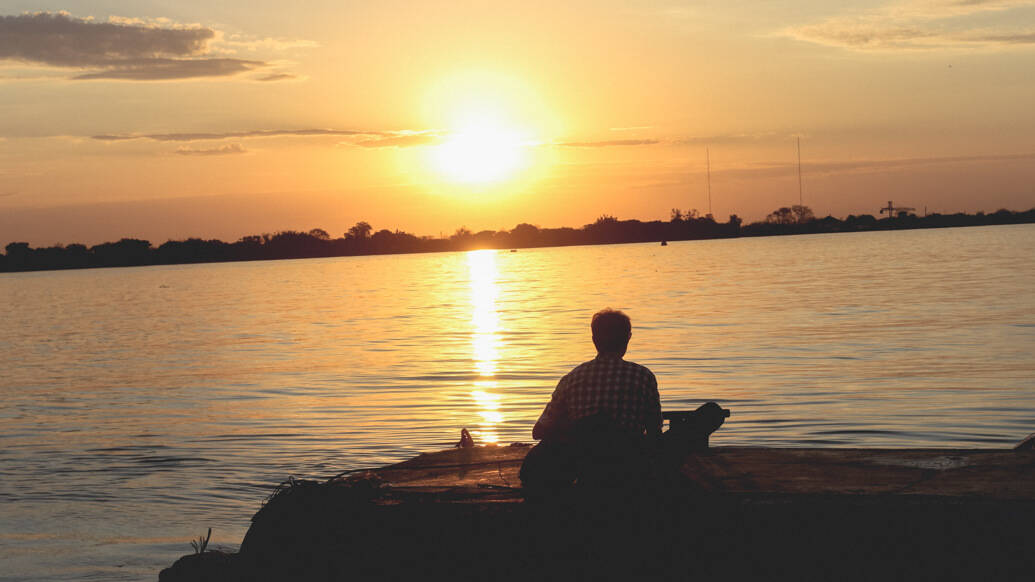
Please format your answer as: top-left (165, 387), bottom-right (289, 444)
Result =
top-left (1015, 432), bottom-right (1035, 451)
top-left (158, 550), bottom-right (238, 582)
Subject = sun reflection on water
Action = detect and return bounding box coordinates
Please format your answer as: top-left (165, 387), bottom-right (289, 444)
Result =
top-left (467, 250), bottom-right (502, 443)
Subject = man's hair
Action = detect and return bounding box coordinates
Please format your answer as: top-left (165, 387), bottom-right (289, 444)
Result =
top-left (591, 308), bottom-right (632, 354)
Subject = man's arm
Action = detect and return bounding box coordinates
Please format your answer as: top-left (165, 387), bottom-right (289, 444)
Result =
top-left (646, 373), bottom-right (662, 437)
top-left (532, 377), bottom-right (570, 441)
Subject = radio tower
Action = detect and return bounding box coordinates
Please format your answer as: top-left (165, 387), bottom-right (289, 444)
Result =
top-left (706, 146), bottom-right (712, 217)
top-left (797, 137), bottom-right (803, 208)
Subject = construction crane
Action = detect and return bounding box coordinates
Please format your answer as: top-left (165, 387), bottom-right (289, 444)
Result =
top-left (879, 200), bottom-right (915, 217)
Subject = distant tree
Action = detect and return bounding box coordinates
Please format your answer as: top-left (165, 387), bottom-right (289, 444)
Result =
top-left (585, 214), bottom-right (625, 243)
top-left (5, 241), bottom-right (29, 257)
top-left (90, 238), bottom-right (152, 267)
top-left (792, 204), bottom-right (815, 223)
top-left (509, 223), bottom-right (540, 246)
top-left (4, 242), bottom-right (30, 271)
top-left (766, 207), bottom-right (795, 225)
top-left (451, 227), bottom-right (473, 240)
top-left (511, 223), bottom-right (539, 237)
top-left (849, 214), bottom-right (877, 227)
top-left (308, 228), bottom-right (330, 240)
top-left (347, 221), bottom-right (372, 240)
top-left (369, 229), bottom-right (395, 251)
top-left (686, 208), bottom-right (700, 220)
top-left (670, 208), bottom-right (684, 222)
top-left (470, 230), bottom-right (497, 248)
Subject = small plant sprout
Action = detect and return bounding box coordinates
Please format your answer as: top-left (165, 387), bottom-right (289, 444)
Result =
top-left (190, 528), bottom-right (212, 554)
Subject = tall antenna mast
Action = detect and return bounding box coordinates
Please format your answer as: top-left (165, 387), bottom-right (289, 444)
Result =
top-left (706, 146), bottom-right (712, 217)
top-left (796, 136), bottom-right (803, 208)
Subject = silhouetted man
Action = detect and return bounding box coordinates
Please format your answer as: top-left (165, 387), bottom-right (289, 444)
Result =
top-left (520, 308), bottom-right (661, 491)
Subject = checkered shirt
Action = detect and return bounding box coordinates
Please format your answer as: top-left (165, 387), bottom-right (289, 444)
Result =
top-left (536, 354), bottom-right (662, 437)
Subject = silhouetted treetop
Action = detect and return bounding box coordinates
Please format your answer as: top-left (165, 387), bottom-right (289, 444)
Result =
top-left (2, 206), bottom-right (1033, 273)
top-left (347, 221), bottom-right (372, 240)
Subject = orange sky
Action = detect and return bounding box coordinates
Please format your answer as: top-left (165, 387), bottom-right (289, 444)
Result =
top-left (2, 1), bottom-right (1034, 245)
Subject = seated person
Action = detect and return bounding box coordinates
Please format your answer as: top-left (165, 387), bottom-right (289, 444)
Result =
top-left (521, 308), bottom-right (660, 490)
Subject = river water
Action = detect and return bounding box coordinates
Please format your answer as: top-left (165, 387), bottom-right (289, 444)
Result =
top-left (1, 225), bottom-right (1033, 580)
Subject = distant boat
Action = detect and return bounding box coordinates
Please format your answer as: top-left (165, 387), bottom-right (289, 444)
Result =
top-left (660, 240), bottom-right (668, 246)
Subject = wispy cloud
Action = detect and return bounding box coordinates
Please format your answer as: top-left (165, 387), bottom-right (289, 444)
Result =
top-left (555, 139), bottom-right (661, 147)
top-left (87, 126), bottom-right (792, 150)
top-left (352, 132), bottom-right (443, 148)
top-left (0, 11), bottom-right (302, 80)
top-left (554, 132), bottom-right (782, 148)
top-left (174, 143), bottom-right (246, 156)
top-left (254, 72), bottom-right (298, 82)
top-left (73, 58), bottom-right (264, 80)
top-left (93, 128), bottom-right (385, 142)
top-left (786, 0), bottom-right (1035, 51)
top-left (958, 30), bottom-right (1035, 44)
top-left (214, 33), bottom-right (318, 54)
top-left (720, 152), bottom-right (1035, 179)
top-left (674, 132), bottom-right (780, 146)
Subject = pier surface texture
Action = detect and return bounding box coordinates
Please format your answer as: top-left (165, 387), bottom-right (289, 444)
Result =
top-left (160, 445), bottom-right (1035, 581)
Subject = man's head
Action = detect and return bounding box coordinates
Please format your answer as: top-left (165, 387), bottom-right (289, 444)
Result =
top-left (591, 308), bottom-right (632, 356)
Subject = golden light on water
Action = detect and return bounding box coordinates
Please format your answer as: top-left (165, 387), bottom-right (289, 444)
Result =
top-left (467, 249), bottom-right (502, 443)
top-left (468, 249), bottom-right (501, 377)
top-left (471, 387), bottom-right (504, 425)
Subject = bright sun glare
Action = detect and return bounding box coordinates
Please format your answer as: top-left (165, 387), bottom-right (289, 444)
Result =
top-left (431, 113), bottom-right (527, 184)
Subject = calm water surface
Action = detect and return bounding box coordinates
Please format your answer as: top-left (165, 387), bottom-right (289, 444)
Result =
top-left (2, 225), bottom-right (1034, 580)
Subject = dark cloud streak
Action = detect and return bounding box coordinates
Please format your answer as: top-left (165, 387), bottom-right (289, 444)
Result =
top-left (556, 139), bottom-right (661, 147)
top-left (0, 12), bottom-right (269, 80)
top-left (964, 32), bottom-right (1035, 44)
top-left (73, 57), bottom-right (264, 80)
top-left (94, 128), bottom-right (385, 142)
top-left (255, 73), bottom-right (297, 82)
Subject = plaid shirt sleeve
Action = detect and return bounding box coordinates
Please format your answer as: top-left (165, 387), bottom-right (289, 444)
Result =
top-left (532, 374), bottom-right (571, 440)
top-left (535, 357), bottom-right (662, 438)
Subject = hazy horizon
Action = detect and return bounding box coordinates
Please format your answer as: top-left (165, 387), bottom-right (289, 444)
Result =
top-left (2, 193), bottom-right (1034, 249)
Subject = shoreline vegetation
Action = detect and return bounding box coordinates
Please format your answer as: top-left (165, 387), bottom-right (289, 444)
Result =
top-left (3, 205), bottom-right (1034, 273)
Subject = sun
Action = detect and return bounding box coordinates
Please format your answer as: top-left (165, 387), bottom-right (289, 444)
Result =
top-left (431, 113), bottom-right (527, 184)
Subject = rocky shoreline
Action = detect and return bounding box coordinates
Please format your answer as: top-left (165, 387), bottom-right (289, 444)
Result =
top-left (160, 445), bottom-right (1035, 581)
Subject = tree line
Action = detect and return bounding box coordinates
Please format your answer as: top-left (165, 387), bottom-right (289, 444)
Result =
top-left (2, 206), bottom-right (1033, 273)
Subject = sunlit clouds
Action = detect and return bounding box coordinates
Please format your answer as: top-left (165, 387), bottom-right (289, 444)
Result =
top-left (1, 1), bottom-right (1034, 245)
top-left (786, 0), bottom-right (1035, 51)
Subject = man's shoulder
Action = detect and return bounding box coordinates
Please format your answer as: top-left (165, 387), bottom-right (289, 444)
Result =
top-left (567, 357), bottom-right (656, 379)
top-left (564, 359), bottom-right (598, 377)
top-left (621, 359), bottom-right (657, 379)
